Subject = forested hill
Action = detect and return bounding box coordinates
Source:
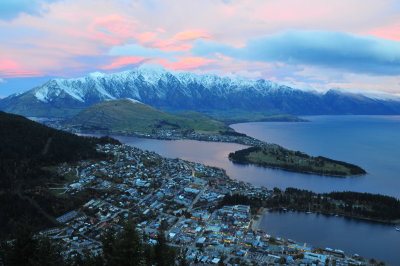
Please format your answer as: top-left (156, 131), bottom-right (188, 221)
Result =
top-left (0, 111), bottom-right (119, 238)
top-left (0, 111), bottom-right (119, 189)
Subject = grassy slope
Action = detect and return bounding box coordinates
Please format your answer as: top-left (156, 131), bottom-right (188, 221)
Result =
top-left (184, 109), bottom-right (308, 124)
top-left (0, 92), bottom-right (84, 118)
top-left (64, 99), bottom-right (231, 134)
top-left (217, 114), bottom-right (308, 124)
top-left (229, 146), bottom-right (366, 177)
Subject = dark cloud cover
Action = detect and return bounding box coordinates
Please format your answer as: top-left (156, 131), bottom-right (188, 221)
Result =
top-left (192, 30), bottom-right (400, 75)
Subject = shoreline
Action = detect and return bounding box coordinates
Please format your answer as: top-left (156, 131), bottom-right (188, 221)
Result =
top-left (69, 131), bottom-right (398, 225)
top-left (67, 128), bottom-right (366, 178)
top-left (229, 160), bottom-right (364, 178)
top-left (251, 207), bottom-right (268, 231)
top-left (228, 147), bottom-right (367, 178)
top-left (266, 209), bottom-right (400, 225)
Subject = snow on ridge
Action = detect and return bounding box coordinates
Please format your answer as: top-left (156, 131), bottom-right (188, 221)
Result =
top-left (136, 64), bottom-right (168, 84)
top-left (30, 65), bottom-right (400, 104)
top-left (125, 98), bottom-right (142, 104)
top-left (88, 71), bottom-right (106, 78)
top-left (34, 85), bottom-right (50, 102)
top-left (55, 79), bottom-right (85, 102)
top-left (329, 87), bottom-right (400, 101)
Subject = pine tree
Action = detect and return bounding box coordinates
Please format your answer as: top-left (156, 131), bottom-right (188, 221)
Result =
top-left (0, 224), bottom-right (64, 266)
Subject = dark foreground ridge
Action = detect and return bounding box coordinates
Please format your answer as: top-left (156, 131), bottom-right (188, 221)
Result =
top-left (228, 146), bottom-right (366, 177)
top-left (0, 111), bottom-right (119, 239)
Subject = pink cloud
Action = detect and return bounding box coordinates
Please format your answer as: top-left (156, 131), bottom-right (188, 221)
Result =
top-left (0, 0), bottom-right (399, 96)
top-left (215, 53), bottom-right (232, 61)
top-left (171, 30), bottom-right (211, 42)
top-left (156, 28), bottom-right (167, 33)
top-left (151, 29), bottom-right (211, 51)
top-left (102, 56), bottom-right (147, 70)
top-left (87, 14), bottom-right (138, 45)
top-left (136, 32), bottom-right (158, 43)
top-left (160, 57), bottom-right (216, 71)
top-left (0, 59), bottom-right (42, 78)
top-left (367, 23), bottom-right (400, 42)
top-left (151, 41), bottom-right (193, 52)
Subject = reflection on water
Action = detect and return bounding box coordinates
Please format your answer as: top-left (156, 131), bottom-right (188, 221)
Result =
top-left (259, 211), bottom-right (400, 264)
top-left (114, 117), bottom-right (400, 198)
top-left (232, 115), bottom-right (400, 198)
top-left (93, 115), bottom-right (400, 264)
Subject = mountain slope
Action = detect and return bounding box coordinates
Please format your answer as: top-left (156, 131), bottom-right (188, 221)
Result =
top-left (1, 67), bottom-right (400, 118)
top-left (63, 98), bottom-right (230, 134)
top-left (0, 111), bottom-right (118, 238)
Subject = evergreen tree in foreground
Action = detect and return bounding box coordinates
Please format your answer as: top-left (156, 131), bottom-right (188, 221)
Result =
top-left (1, 221), bottom-right (178, 266)
top-left (0, 225), bottom-right (65, 266)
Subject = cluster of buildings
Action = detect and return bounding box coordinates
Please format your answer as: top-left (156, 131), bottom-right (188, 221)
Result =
top-left (41, 143), bottom-right (369, 265)
top-left (59, 124), bottom-right (271, 147)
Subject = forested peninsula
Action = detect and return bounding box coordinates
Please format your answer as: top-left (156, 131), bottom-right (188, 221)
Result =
top-left (229, 146), bottom-right (366, 177)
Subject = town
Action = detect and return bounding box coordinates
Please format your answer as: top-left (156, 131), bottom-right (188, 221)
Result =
top-left (42, 143), bottom-right (372, 265)
top-left (50, 123), bottom-right (272, 147)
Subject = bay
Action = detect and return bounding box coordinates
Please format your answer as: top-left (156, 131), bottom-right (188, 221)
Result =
top-left (112, 116), bottom-right (400, 198)
top-left (105, 115), bottom-right (400, 264)
top-left (259, 211), bottom-right (400, 264)
top-left (231, 115), bottom-right (400, 198)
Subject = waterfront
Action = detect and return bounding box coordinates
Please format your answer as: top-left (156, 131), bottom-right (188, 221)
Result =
top-left (109, 115), bottom-right (400, 264)
top-left (110, 116), bottom-right (400, 197)
top-left (259, 211), bottom-right (400, 264)
top-left (232, 115), bottom-right (400, 198)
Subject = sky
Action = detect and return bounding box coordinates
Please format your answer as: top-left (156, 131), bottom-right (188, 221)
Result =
top-left (1, 0), bottom-right (400, 96)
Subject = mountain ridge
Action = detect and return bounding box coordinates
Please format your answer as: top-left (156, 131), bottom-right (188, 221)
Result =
top-left (1, 67), bottom-right (400, 118)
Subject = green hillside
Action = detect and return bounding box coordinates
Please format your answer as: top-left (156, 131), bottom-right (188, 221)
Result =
top-left (63, 99), bottom-right (231, 134)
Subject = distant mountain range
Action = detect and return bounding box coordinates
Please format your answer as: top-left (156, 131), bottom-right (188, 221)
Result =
top-left (63, 98), bottom-right (230, 134)
top-left (1, 66), bottom-right (400, 118)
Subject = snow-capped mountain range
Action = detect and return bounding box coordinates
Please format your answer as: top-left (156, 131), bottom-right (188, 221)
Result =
top-left (1, 66), bottom-right (400, 118)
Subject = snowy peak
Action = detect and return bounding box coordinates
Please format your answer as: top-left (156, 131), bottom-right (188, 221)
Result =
top-left (327, 88), bottom-right (400, 101)
top-left (88, 71), bottom-right (106, 78)
top-left (2, 66), bottom-right (400, 118)
top-left (33, 67), bottom-right (296, 104)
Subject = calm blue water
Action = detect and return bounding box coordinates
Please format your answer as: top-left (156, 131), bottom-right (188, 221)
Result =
top-left (106, 115), bottom-right (400, 264)
top-left (231, 115), bottom-right (400, 198)
top-left (113, 116), bottom-right (400, 198)
top-left (259, 211), bottom-right (400, 264)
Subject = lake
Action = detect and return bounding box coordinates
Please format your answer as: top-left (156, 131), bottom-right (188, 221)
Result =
top-left (231, 115), bottom-right (400, 198)
top-left (107, 115), bottom-right (400, 264)
top-left (259, 211), bottom-right (400, 264)
top-left (112, 116), bottom-right (400, 198)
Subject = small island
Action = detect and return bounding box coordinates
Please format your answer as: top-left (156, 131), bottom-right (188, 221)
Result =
top-left (229, 146), bottom-right (366, 177)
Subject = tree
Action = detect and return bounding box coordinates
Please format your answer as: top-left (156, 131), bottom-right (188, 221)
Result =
top-left (154, 229), bottom-right (177, 266)
top-left (0, 224), bottom-right (65, 266)
top-left (68, 251), bottom-right (104, 266)
top-left (102, 221), bottom-right (144, 266)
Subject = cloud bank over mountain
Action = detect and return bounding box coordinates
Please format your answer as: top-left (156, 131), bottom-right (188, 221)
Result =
top-left (193, 31), bottom-right (400, 75)
top-left (1, 0), bottom-right (400, 96)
